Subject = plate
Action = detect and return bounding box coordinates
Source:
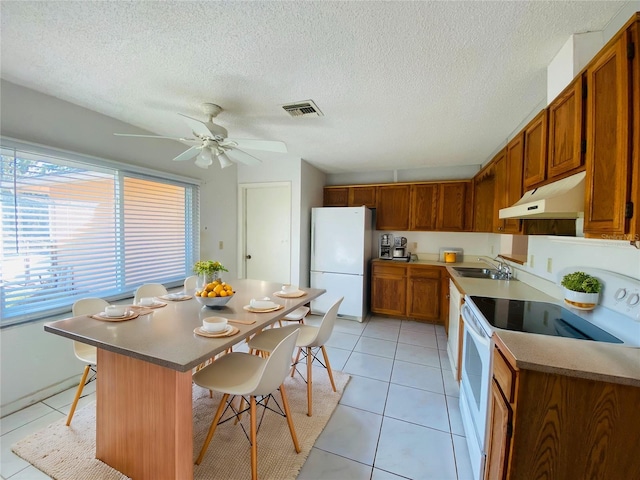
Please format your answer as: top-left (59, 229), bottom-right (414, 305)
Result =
top-left (101, 310), bottom-right (129, 318)
top-left (137, 301), bottom-right (166, 308)
top-left (194, 325), bottom-right (239, 338)
top-left (243, 304), bottom-right (284, 313)
top-left (273, 290), bottom-right (306, 298)
top-left (91, 311), bottom-right (139, 322)
top-left (159, 294), bottom-right (193, 302)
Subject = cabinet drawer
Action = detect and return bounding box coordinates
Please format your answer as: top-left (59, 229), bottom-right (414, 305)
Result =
top-left (493, 347), bottom-right (516, 403)
top-left (408, 266), bottom-right (441, 279)
top-left (372, 263), bottom-right (407, 277)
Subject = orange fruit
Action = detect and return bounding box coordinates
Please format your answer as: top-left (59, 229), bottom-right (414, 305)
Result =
top-left (219, 290), bottom-right (227, 297)
top-left (208, 291), bottom-right (217, 298)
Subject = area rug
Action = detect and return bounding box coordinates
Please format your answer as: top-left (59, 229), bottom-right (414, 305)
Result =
top-left (12, 367), bottom-right (349, 480)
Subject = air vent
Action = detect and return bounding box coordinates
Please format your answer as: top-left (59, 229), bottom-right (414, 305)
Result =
top-left (282, 100), bottom-right (323, 117)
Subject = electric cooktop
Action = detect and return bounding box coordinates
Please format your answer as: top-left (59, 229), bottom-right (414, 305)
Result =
top-left (469, 296), bottom-right (623, 344)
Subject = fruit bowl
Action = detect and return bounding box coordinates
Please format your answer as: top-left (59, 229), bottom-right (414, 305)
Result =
top-left (195, 294), bottom-right (234, 308)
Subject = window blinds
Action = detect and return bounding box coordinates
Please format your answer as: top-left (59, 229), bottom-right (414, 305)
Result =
top-left (0, 144), bottom-right (198, 326)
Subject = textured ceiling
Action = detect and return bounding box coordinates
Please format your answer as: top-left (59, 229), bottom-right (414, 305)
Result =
top-left (0, 1), bottom-right (629, 176)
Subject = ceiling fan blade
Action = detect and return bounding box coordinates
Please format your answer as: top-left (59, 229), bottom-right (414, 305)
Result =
top-left (172, 146), bottom-right (202, 162)
top-left (177, 113), bottom-right (218, 138)
top-left (114, 133), bottom-right (198, 142)
top-left (225, 147), bottom-right (263, 166)
top-left (226, 138), bottom-right (287, 153)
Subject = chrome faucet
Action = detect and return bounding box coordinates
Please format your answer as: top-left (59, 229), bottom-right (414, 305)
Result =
top-left (477, 256), bottom-right (512, 280)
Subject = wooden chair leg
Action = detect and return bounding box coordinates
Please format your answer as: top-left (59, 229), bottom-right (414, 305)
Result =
top-left (250, 396), bottom-right (258, 480)
top-left (66, 364), bottom-right (91, 426)
top-left (321, 345), bottom-right (337, 392)
top-left (306, 346), bottom-right (313, 416)
top-left (279, 384), bottom-right (300, 453)
top-left (195, 393), bottom-right (229, 465)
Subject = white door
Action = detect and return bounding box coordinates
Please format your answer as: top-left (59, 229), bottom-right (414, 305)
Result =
top-left (243, 184), bottom-right (291, 284)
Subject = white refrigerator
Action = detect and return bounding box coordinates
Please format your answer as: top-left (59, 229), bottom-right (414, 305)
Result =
top-left (310, 206), bottom-right (372, 322)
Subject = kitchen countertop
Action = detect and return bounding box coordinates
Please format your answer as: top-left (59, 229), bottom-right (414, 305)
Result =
top-left (442, 262), bottom-right (640, 387)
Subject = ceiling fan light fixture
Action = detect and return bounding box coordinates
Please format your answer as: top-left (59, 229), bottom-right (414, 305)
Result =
top-left (195, 148), bottom-right (213, 168)
top-left (218, 152), bottom-right (234, 169)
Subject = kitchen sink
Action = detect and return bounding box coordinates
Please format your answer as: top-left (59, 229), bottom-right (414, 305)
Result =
top-left (452, 267), bottom-right (515, 280)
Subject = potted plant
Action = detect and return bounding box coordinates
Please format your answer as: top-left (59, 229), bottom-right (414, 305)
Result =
top-left (193, 260), bottom-right (228, 288)
top-left (561, 271), bottom-right (602, 310)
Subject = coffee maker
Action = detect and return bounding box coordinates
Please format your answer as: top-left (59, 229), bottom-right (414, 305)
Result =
top-left (393, 236), bottom-right (409, 259)
top-left (379, 233), bottom-right (394, 259)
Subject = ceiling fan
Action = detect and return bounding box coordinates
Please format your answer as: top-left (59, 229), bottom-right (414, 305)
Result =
top-left (115, 103), bottom-right (287, 169)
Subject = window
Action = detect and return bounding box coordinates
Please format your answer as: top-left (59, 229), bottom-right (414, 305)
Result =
top-left (1, 142), bottom-right (199, 326)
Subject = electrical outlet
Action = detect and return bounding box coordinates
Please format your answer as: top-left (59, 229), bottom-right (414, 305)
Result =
top-left (529, 254), bottom-right (534, 268)
top-left (490, 245), bottom-right (494, 254)
top-left (219, 241), bottom-right (224, 250)
top-left (547, 258), bottom-right (553, 273)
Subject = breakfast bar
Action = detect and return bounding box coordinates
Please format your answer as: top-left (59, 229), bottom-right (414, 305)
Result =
top-left (44, 279), bottom-right (325, 480)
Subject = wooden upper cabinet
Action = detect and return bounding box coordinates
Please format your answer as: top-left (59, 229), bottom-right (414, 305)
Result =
top-left (492, 148), bottom-right (508, 233)
top-left (503, 134), bottom-right (524, 234)
top-left (323, 187), bottom-right (348, 206)
top-left (437, 182), bottom-right (470, 231)
top-left (376, 185), bottom-right (411, 230)
top-left (547, 77), bottom-right (585, 180)
top-left (348, 186), bottom-right (377, 208)
top-left (473, 164), bottom-right (496, 232)
top-left (522, 109), bottom-right (549, 190)
top-left (584, 32), bottom-right (632, 237)
top-left (409, 183), bottom-right (438, 230)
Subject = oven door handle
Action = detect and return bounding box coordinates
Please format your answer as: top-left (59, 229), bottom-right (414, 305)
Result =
top-left (462, 309), bottom-right (491, 349)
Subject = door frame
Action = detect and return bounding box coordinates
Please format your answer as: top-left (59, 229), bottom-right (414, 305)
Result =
top-left (237, 182), bottom-right (292, 280)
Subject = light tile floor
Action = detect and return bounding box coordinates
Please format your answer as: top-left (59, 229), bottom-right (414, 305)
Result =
top-left (1, 315), bottom-right (473, 480)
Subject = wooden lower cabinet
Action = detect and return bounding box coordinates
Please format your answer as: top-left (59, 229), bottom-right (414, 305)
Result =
top-left (371, 262), bottom-right (447, 323)
top-left (407, 267), bottom-right (441, 321)
top-left (488, 339), bottom-right (640, 479)
top-left (370, 263), bottom-right (406, 316)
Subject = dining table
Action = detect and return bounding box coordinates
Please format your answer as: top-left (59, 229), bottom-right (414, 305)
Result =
top-left (44, 278), bottom-right (326, 480)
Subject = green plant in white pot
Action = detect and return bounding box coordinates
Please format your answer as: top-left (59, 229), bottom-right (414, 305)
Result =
top-left (561, 271), bottom-right (602, 310)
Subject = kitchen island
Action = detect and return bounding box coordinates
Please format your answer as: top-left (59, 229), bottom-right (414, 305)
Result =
top-left (44, 279), bottom-right (325, 480)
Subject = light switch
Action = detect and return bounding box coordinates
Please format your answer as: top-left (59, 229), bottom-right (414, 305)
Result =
top-left (219, 241), bottom-right (224, 250)
top-left (546, 258), bottom-right (553, 273)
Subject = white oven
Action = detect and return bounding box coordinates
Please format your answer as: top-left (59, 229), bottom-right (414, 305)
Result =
top-left (459, 300), bottom-right (493, 480)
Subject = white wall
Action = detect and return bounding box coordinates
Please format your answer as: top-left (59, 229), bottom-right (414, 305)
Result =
top-left (300, 160), bottom-right (327, 287)
top-left (200, 171), bottom-right (239, 278)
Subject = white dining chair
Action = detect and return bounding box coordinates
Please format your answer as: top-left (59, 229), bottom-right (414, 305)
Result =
top-left (66, 297), bottom-right (109, 426)
top-left (193, 329), bottom-right (301, 480)
top-left (247, 297), bottom-right (343, 416)
top-left (134, 283), bottom-right (167, 304)
top-left (276, 305), bottom-right (310, 327)
top-left (183, 275), bottom-right (198, 291)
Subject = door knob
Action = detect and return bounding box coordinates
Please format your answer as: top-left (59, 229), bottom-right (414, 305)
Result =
top-left (245, 254), bottom-right (252, 259)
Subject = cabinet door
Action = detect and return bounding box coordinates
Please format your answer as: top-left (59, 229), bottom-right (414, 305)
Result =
top-left (376, 185), bottom-right (411, 230)
top-left (493, 148), bottom-right (508, 233)
top-left (485, 380), bottom-right (512, 480)
top-left (504, 135), bottom-right (524, 234)
top-left (584, 34), bottom-right (631, 236)
top-left (410, 184), bottom-right (438, 230)
top-left (407, 267), bottom-right (441, 321)
top-left (371, 264), bottom-right (406, 316)
top-left (473, 165), bottom-right (496, 232)
top-left (547, 78), bottom-right (584, 180)
top-left (348, 186), bottom-right (377, 208)
top-left (522, 110), bottom-right (549, 189)
top-left (323, 187), bottom-right (348, 207)
top-left (437, 182), bottom-right (469, 232)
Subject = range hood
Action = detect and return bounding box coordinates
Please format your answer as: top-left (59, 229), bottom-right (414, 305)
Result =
top-left (499, 171), bottom-right (586, 219)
